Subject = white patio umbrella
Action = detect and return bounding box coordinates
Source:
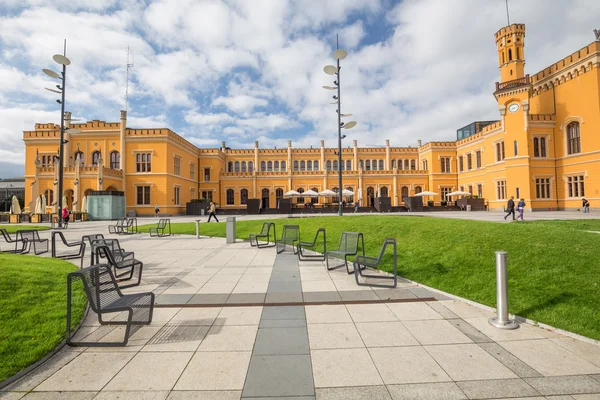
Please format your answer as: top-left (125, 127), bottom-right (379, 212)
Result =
top-left (81, 196), bottom-right (88, 213)
top-left (10, 196), bottom-right (21, 214)
top-left (414, 191), bottom-right (438, 197)
top-left (62, 195), bottom-right (68, 210)
top-left (303, 189), bottom-right (319, 197)
top-left (318, 189), bottom-right (337, 197)
top-left (34, 196), bottom-right (43, 214)
top-left (342, 189), bottom-right (355, 196)
top-left (41, 194), bottom-right (47, 213)
top-left (357, 188), bottom-right (363, 200)
top-left (284, 190), bottom-right (301, 197)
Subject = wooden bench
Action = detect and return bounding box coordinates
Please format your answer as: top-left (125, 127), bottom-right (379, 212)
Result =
top-left (353, 238), bottom-right (397, 288)
top-left (67, 264), bottom-right (154, 346)
top-left (326, 232), bottom-right (365, 274)
top-left (297, 228), bottom-right (326, 261)
top-left (276, 225), bottom-right (300, 254)
top-left (51, 231), bottom-right (86, 268)
top-left (249, 222), bottom-right (276, 248)
top-left (149, 219), bottom-right (171, 237)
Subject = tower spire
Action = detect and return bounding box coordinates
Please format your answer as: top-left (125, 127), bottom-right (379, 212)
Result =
top-left (125, 46), bottom-right (134, 113)
top-left (505, 0), bottom-right (510, 26)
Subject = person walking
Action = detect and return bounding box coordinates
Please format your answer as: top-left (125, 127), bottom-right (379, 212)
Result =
top-left (207, 201), bottom-right (219, 222)
top-left (516, 198), bottom-right (526, 221)
top-left (62, 206), bottom-right (70, 228)
top-left (354, 201), bottom-right (359, 213)
top-left (582, 198), bottom-right (590, 213)
top-left (504, 196), bottom-right (515, 220)
top-left (154, 204), bottom-right (160, 217)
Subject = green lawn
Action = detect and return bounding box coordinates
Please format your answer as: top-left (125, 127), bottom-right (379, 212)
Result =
top-left (0, 225), bottom-right (50, 234)
top-left (0, 254), bottom-right (87, 382)
top-left (141, 216), bottom-right (600, 340)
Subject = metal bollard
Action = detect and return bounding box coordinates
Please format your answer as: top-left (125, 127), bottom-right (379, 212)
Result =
top-left (488, 251), bottom-right (519, 329)
top-left (226, 216), bottom-right (236, 244)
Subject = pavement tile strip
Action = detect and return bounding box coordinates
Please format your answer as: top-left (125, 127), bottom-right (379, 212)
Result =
top-left (1, 221), bottom-right (600, 399)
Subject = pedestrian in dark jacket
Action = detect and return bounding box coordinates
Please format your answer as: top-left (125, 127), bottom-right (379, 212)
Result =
top-left (516, 198), bottom-right (526, 221)
top-left (504, 196), bottom-right (515, 220)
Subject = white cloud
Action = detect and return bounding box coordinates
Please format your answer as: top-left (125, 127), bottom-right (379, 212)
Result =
top-left (213, 95), bottom-right (268, 113)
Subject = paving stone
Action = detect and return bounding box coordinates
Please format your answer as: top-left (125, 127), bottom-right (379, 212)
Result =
top-left (302, 291), bottom-right (342, 303)
top-left (369, 346), bottom-right (451, 384)
top-left (242, 397), bottom-right (315, 400)
top-left (305, 305), bottom-right (352, 324)
top-left (260, 319), bottom-right (307, 328)
top-left (315, 385), bottom-right (392, 399)
top-left (307, 323), bottom-right (365, 349)
top-left (409, 287), bottom-right (450, 300)
top-left (170, 307), bottom-right (221, 325)
top-left (425, 301), bottom-right (460, 319)
top-left (242, 355), bottom-right (314, 397)
top-left (0, 393), bottom-right (26, 399)
top-left (262, 306), bottom-right (305, 320)
top-left (439, 301), bottom-right (494, 318)
top-left (571, 395), bottom-right (600, 400)
top-left (386, 302), bottom-right (443, 321)
top-left (456, 378), bottom-right (541, 399)
top-left (266, 292), bottom-right (304, 303)
top-left (591, 375), bottom-right (600, 384)
top-left (448, 318), bottom-right (493, 343)
top-left (550, 338), bottom-right (600, 368)
top-left (214, 306), bottom-right (263, 325)
top-left (478, 342), bottom-right (543, 378)
top-left (167, 392), bottom-right (241, 400)
top-left (174, 351), bottom-right (252, 391)
top-left (373, 289), bottom-right (417, 301)
top-left (254, 327), bottom-right (310, 355)
top-left (187, 293), bottom-right (229, 305)
top-left (271, 270), bottom-right (301, 281)
top-left (355, 322), bottom-right (419, 347)
top-left (403, 320), bottom-right (473, 345)
top-left (18, 393), bottom-right (97, 399)
top-left (268, 280), bottom-right (303, 293)
top-left (141, 324), bottom-right (209, 352)
top-left (338, 290), bottom-right (380, 301)
top-left (524, 376), bottom-right (600, 396)
top-left (155, 294), bottom-right (194, 305)
top-left (94, 391), bottom-right (169, 399)
top-left (465, 317), bottom-right (550, 342)
top-left (198, 325), bottom-right (258, 351)
top-left (346, 304), bottom-right (398, 322)
top-left (226, 293), bottom-right (266, 304)
top-left (387, 382), bottom-right (467, 400)
top-left (311, 348), bottom-right (383, 388)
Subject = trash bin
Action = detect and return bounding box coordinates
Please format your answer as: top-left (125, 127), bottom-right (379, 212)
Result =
top-left (466, 205), bottom-right (472, 212)
top-left (201, 209), bottom-right (205, 216)
top-left (127, 210), bottom-right (136, 217)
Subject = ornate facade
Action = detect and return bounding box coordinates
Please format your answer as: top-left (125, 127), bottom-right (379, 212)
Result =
top-left (23, 23), bottom-right (600, 214)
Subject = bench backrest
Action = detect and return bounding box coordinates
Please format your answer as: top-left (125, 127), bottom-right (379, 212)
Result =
top-left (83, 234), bottom-right (104, 248)
top-left (0, 229), bottom-right (15, 243)
top-left (91, 238), bottom-right (123, 255)
top-left (336, 232), bottom-right (362, 253)
top-left (71, 264), bottom-right (122, 312)
top-left (260, 222), bottom-right (273, 235)
top-left (94, 245), bottom-right (118, 266)
top-left (17, 230), bottom-right (42, 242)
top-left (157, 219), bottom-right (167, 229)
top-left (281, 225), bottom-right (300, 241)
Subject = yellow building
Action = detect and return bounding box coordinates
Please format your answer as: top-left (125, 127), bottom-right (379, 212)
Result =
top-left (22, 23), bottom-right (600, 214)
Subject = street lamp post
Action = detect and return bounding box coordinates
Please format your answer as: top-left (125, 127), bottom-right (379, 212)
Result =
top-left (43, 40), bottom-right (72, 228)
top-left (323, 45), bottom-right (357, 216)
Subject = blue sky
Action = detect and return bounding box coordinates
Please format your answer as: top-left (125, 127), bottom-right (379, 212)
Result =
top-left (0, 0), bottom-right (599, 178)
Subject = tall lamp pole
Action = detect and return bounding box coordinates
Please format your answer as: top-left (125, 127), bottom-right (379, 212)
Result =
top-left (323, 41), bottom-right (357, 216)
top-left (43, 40), bottom-right (74, 228)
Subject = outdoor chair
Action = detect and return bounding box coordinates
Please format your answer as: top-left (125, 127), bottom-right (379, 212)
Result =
top-left (276, 224), bottom-right (300, 254)
top-left (67, 264), bottom-right (154, 346)
top-left (124, 218), bottom-right (138, 234)
top-left (15, 230), bottom-right (49, 255)
top-left (149, 218), bottom-right (171, 237)
top-left (325, 232), bottom-right (365, 274)
top-left (108, 218), bottom-right (127, 234)
top-left (297, 228), bottom-right (327, 261)
top-left (89, 238), bottom-right (134, 266)
top-left (51, 216), bottom-right (67, 230)
top-left (353, 238), bottom-right (397, 288)
top-left (94, 244), bottom-right (143, 289)
top-left (0, 229), bottom-right (28, 254)
top-left (51, 231), bottom-right (87, 268)
top-left (249, 222), bottom-right (276, 248)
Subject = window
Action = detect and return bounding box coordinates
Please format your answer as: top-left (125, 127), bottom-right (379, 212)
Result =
top-left (567, 122), bottom-right (581, 154)
top-left (508, 48), bottom-right (512, 61)
top-left (297, 188), bottom-right (305, 203)
top-left (346, 160), bottom-right (351, 171)
top-left (392, 160), bottom-right (396, 169)
top-left (242, 161), bottom-right (247, 172)
top-left (235, 161), bottom-right (240, 173)
top-left (110, 151), bottom-right (120, 169)
top-left (365, 160), bottom-right (371, 171)
top-left (300, 161), bottom-right (305, 171)
top-left (74, 151), bottom-right (84, 166)
top-left (202, 191), bottom-right (213, 202)
top-left (459, 156), bottom-right (464, 172)
top-left (467, 154), bottom-right (472, 170)
top-left (401, 186), bottom-right (409, 199)
top-left (226, 189), bottom-right (234, 205)
top-left (540, 138), bottom-right (547, 157)
top-left (189, 163), bottom-right (195, 180)
top-left (241, 189), bottom-right (248, 204)
top-left (261, 161), bottom-right (266, 172)
top-left (422, 160), bottom-right (428, 170)
top-left (307, 160), bottom-right (312, 171)
top-left (410, 160), bottom-right (416, 170)
top-left (477, 184), bottom-right (482, 197)
top-left (190, 188), bottom-right (196, 200)
top-left (380, 187), bottom-right (389, 197)
top-left (248, 161), bottom-right (254, 172)
top-left (359, 160), bottom-right (364, 169)
top-left (345, 186), bottom-right (354, 202)
top-left (267, 161), bottom-right (273, 172)
top-left (326, 160), bottom-right (332, 171)
top-left (536, 178), bottom-right (551, 199)
top-left (281, 161), bottom-right (286, 171)
top-left (567, 175), bottom-right (585, 197)
top-left (379, 160), bottom-right (384, 170)
top-left (313, 161), bottom-right (318, 171)
top-left (294, 161), bottom-right (299, 171)
top-left (174, 157), bottom-right (181, 176)
top-left (533, 138), bottom-right (540, 157)
top-left (274, 161), bottom-right (279, 172)
top-left (92, 151), bottom-right (101, 166)
top-left (441, 187), bottom-right (452, 201)
top-left (136, 153), bottom-right (151, 172)
top-left (276, 188), bottom-right (283, 203)
top-left (476, 151), bottom-right (481, 168)
top-left (372, 160), bottom-right (377, 170)
top-left (468, 185), bottom-right (473, 195)
top-left (514, 140), bottom-right (518, 156)
top-left (397, 160), bottom-right (403, 170)
top-left (440, 157), bottom-right (451, 173)
top-left (404, 160), bottom-right (410, 170)
top-left (44, 189), bottom-right (54, 206)
top-left (414, 186), bottom-right (422, 194)
top-left (311, 187), bottom-right (319, 204)
top-left (204, 168), bottom-right (210, 181)
top-left (496, 180), bottom-right (506, 200)
top-left (228, 162), bottom-right (233, 172)
top-left (333, 160), bottom-right (338, 171)
top-left (136, 186), bottom-right (150, 205)
top-left (496, 142), bottom-right (505, 162)
top-left (174, 187), bottom-right (180, 205)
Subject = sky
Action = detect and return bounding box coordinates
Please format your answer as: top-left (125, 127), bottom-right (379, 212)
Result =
top-left (0, 0), bottom-right (599, 178)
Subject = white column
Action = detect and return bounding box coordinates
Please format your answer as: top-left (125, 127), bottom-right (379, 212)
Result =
top-left (353, 140), bottom-right (358, 170)
top-left (385, 139), bottom-right (390, 170)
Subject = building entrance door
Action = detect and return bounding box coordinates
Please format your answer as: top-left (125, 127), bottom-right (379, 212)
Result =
top-left (262, 188), bottom-right (270, 209)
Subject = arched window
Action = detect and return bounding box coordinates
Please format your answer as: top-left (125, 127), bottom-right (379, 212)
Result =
top-left (276, 188), bottom-right (283, 202)
top-left (514, 140), bottom-right (518, 156)
top-left (404, 160), bottom-right (410, 170)
top-left (228, 162), bottom-right (233, 172)
top-left (300, 161), bottom-right (306, 171)
top-left (313, 160), bottom-right (318, 171)
top-left (281, 161), bottom-right (286, 171)
top-left (92, 151), bottom-right (101, 166)
top-left (381, 186), bottom-right (389, 197)
top-left (311, 187), bottom-right (319, 204)
top-left (415, 186), bottom-right (422, 194)
top-left (307, 160), bottom-right (312, 171)
top-left (359, 160), bottom-right (364, 169)
top-left (502, 52), bottom-right (505, 64)
top-left (516, 47), bottom-right (520, 59)
top-left (345, 187), bottom-right (354, 202)
top-left (540, 137), bottom-right (547, 157)
top-left (274, 161), bottom-right (279, 172)
top-left (235, 161), bottom-right (240, 172)
top-left (365, 160), bottom-right (371, 170)
top-left (109, 151), bottom-right (120, 169)
top-left (326, 160), bottom-right (332, 171)
top-left (333, 160), bottom-right (338, 171)
top-left (379, 160), bottom-right (384, 170)
top-left (242, 161), bottom-right (247, 172)
top-left (248, 161), bottom-right (254, 172)
top-left (346, 160), bottom-right (351, 171)
top-left (397, 159), bottom-right (403, 170)
top-left (411, 160), bottom-right (416, 170)
top-left (372, 159), bottom-right (377, 170)
top-left (267, 161), bottom-right (273, 172)
top-left (297, 188), bottom-right (304, 203)
top-left (567, 122), bottom-right (581, 154)
top-left (74, 151), bottom-right (84, 166)
top-left (226, 189), bottom-right (235, 205)
top-left (294, 160), bottom-right (299, 171)
top-left (262, 188), bottom-right (270, 200)
top-left (533, 138), bottom-right (540, 157)
top-left (332, 187), bottom-right (339, 193)
top-left (401, 186), bottom-right (409, 199)
top-left (392, 160), bottom-right (396, 169)
top-left (508, 49), bottom-right (512, 61)
top-left (261, 161), bottom-right (266, 172)
top-left (240, 189), bottom-right (248, 204)
top-left (44, 189), bottom-right (54, 206)
top-left (340, 160), bottom-right (345, 171)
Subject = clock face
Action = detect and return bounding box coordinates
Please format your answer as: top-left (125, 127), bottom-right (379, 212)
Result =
top-left (508, 103), bottom-right (520, 113)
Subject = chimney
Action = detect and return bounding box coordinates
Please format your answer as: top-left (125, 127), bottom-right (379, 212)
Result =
top-left (221, 141), bottom-right (226, 152)
top-left (417, 139), bottom-right (422, 147)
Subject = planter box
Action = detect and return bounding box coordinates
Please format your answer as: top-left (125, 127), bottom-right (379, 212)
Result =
top-left (9, 214), bottom-right (20, 223)
top-left (82, 213), bottom-right (88, 221)
top-left (0, 214), bottom-right (9, 223)
top-left (30, 214), bottom-right (42, 223)
top-left (247, 199), bottom-right (261, 215)
top-left (41, 214), bottom-right (52, 222)
top-left (457, 198), bottom-right (486, 211)
top-left (21, 214), bottom-right (31, 223)
top-left (374, 197), bottom-right (391, 212)
top-left (186, 201), bottom-right (210, 215)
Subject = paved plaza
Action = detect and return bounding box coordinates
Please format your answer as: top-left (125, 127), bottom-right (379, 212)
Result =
top-left (1, 214), bottom-right (600, 399)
